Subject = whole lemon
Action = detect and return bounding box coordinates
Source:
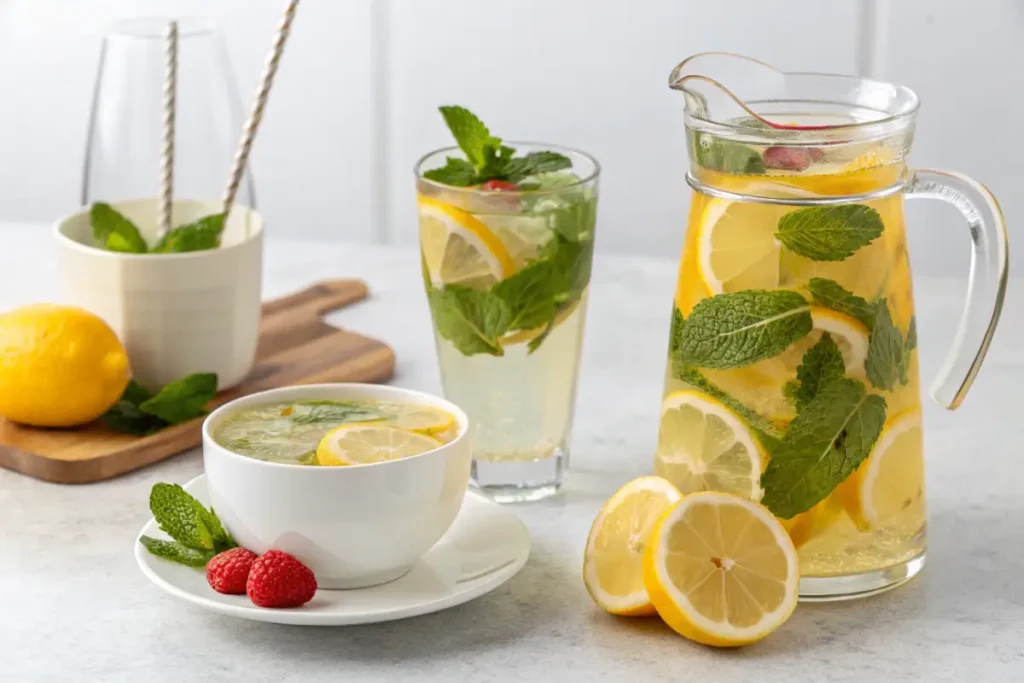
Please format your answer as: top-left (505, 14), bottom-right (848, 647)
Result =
top-left (0, 304), bottom-right (131, 427)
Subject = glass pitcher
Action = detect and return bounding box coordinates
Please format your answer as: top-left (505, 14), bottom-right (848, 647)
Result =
top-left (655, 53), bottom-right (1008, 600)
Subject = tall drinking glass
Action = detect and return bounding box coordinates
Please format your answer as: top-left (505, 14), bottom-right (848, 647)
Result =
top-left (82, 17), bottom-right (255, 207)
top-left (415, 145), bottom-right (600, 502)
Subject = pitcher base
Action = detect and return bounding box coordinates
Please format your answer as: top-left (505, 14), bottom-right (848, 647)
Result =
top-left (798, 552), bottom-right (925, 602)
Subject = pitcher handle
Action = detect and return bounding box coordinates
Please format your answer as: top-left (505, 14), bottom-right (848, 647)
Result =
top-left (904, 169), bottom-right (1009, 410)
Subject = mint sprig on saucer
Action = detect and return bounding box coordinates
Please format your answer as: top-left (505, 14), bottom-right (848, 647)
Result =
top-left (424, 106), bottom-right (572, 187)
top-left (90, 202), bottom-right (225, 254)
top-left (139, 483), bottom-right (236, 568)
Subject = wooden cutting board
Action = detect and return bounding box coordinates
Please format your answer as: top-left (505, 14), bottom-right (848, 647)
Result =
top-left (0, 280), bottom-right (396, 484)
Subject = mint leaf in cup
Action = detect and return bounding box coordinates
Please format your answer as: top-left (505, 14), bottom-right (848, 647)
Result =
top-left (151, 213), bottom-right (225, 253)
top-left (423, 157), bottom-right (478, 187)
top-left (90, 202), bottom-right (148, 253)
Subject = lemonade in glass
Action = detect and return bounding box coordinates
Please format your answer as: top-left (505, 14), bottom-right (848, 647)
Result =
top-left (415, 107), bottom-right (599, 502)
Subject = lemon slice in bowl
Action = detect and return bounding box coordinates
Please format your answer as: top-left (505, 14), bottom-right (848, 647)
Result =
top-left (654, 390), bottom-right (764, 501)
top-left (315, 424), bottom-right (442, 466)
top-left (388, 405), bottom-right (457, 440)
top-left (643, 491), bottom-right (799, 647)
top-left (418, 195), bottom-right (516, 289)
top-left (583, 476), bottom-right (682, 616)
top-left (838, 409), bottom-right (924, 529)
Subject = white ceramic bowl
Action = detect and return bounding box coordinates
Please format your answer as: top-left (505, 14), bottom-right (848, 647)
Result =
top-left (202, 384), bottom-right (471, 589)
top-left (55, 198), bottom-right (263, 390)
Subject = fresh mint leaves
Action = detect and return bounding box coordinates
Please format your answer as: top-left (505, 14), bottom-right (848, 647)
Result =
top-left (675, 290), bottom-right (812, 369)
top-left (103, 374), bottom-right (218, 435)
top-left (151, 213), bottom-right (225, 253)
top-left (428, 285), bottom-right (511, 356)
top-left (776, 205), bottom-right (884, 262)
top-left (676, 366), bottom-right (783, 442)
top-left (785, 334), bottom-right (846, 412)
top-left (864, 300), bottom-right (908, 391)
top-left (806, 278), bottom-right (876, 330)
top-left (438, 105), bottom-right (500, 168)
top-left (140, 482), bottom-right (236, 568)
top-left (424, 106), bottom-right (571, 187)
top-left (761, 378), bottom-right (887, 518)
top-left (88, 203), bottom-right (225, 254)
top-left (91, 202), bottom-right (148, 254)
top-left (692, 133), bottom-right (766, 175)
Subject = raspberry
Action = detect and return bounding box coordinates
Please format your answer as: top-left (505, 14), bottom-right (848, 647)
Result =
top-left (763, 146), bottom-right (813, 172)
top-left (479, 179), bottom-right (520, 191)
top-left (246, 550), bottom-right (318, 608)
top-left (206, 548), bottom-right (257, 595)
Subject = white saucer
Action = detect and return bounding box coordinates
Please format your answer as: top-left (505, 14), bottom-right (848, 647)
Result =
top-left (135, 474), bottom-right (530, 625)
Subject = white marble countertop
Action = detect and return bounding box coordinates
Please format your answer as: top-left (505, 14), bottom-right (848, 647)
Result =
top-left (2, 222), bottom-right (1023, 682)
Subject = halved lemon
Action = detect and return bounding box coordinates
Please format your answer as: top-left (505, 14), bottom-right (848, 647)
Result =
top-left (315, 424), bottom-right (442, 466)
top-left (643, 492), bottom-right (800, 647)
top-left (654, 390), bottom-right (764, 501)
top-left (838, 410), bottom-right (924, 529)
top-left (583, 476), bottom-right (683, 616)
top-left (418, 195), bottom-right (515, 289)
top-left (387, 405), bottom-right (456, 439)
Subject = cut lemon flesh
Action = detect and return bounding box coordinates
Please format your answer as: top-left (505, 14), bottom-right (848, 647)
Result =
top-left (779, 497), bottom-right (843, 549)
top-left (315, 424), bottom-right (442, 466)
top-left (583, 476), bottom-right (683, 616)
top-left (418, 195), bottom-right (515, 289)
top-left (387, 405), bottom-right (457, 439)
top-left (643, 492), bottom-right (799, 647)
top-left (654, 391), bottom-right (764, 501)
top-left (839, 410), bottom-right (924, 529)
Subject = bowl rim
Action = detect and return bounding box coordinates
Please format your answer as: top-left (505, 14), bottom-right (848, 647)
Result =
top-left (201, 383), bottom-right (470, 471)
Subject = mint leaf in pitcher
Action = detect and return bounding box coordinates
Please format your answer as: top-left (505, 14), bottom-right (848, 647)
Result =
top-left (151, 213), bottom-right (225, 253)
top-left (806, 278), bottom-right (876, 330)
top-left (761, 378), bottom-right (887, 518)
top-left (785, 333), bottom-right (846, 412)
top-left (675, 290), bottom-right (813, 369)
top-left (865, 300), bottom-right (906, 391)
top-left (90, 202), bottom-right (148, 254)
top-left (776, 205), bottom-right (884, 261)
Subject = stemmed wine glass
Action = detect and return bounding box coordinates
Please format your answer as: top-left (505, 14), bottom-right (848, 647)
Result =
top-left (82, 17), bottom-right (255, 209)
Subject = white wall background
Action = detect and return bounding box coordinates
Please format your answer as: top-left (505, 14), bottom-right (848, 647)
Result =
top-left (0, 0), bottom-right (1018, 276)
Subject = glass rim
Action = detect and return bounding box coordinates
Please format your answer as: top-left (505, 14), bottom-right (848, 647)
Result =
top-left (105, 16), bottom-right (219, 40)
top-left (414, 142), bottom-right (601, 197)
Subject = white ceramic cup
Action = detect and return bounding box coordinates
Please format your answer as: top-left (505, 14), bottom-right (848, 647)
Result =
top-left (54, 198), bottom-right (263, 390)
top-left (202, 383), bottom-right (472, 589)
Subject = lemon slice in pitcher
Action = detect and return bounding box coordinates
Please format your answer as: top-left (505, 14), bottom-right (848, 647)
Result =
top-left (654, 390), bottom-right (764, 501)
top-left (316, 424), bottom-right (442, 466)
top-left (838, 410), bottom-right (924, 529)
top-left (643, 492), bottom-right (799, 647)
top-left (583, 476), bottom-right (682, 616)
top-left (418, 195), bottom-right (515, 289)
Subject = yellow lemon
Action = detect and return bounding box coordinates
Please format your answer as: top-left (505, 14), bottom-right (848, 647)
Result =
top-left (654, 390), bottom-right (764, 501)
top-left (387, 405), bottom-right (457, 441)
top-left (315, 423), bottom-right (441, 466)
top-left (418, 195), bottom-right (515, 289)
top-left (583, 476), bottom-right (682, 616)
top-left (643, 492), bottom-right (800, 647)
top-left (0, 304), bottom-right (130, 427)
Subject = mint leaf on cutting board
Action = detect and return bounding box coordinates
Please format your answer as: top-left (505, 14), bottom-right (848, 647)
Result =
top-left (151, 213), bottom-right (225, 253)
top-left (776, 205), bottom-right (884, 261)
top-left (675, 290), bottom-right (813, 369)
top-left (785, 333), bottom-right (847, 412)
top-left (90, 202), bottom-right (149, 254)
top-left (139, 372), bottom-right (218, 424)
top-left (139, 536), bottom-right (214, 568)
top-left (806, 278), bottom-right (876, 330)
top-left (102, 380), bottom-right (165, 435)
top-left (428, 285), bottom-right (511, 356)
top-left (761, 378), bottom-right (887, 519)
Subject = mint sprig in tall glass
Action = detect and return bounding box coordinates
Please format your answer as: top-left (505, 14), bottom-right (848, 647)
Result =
top-left (415, 107), bottom-right (599, 502)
